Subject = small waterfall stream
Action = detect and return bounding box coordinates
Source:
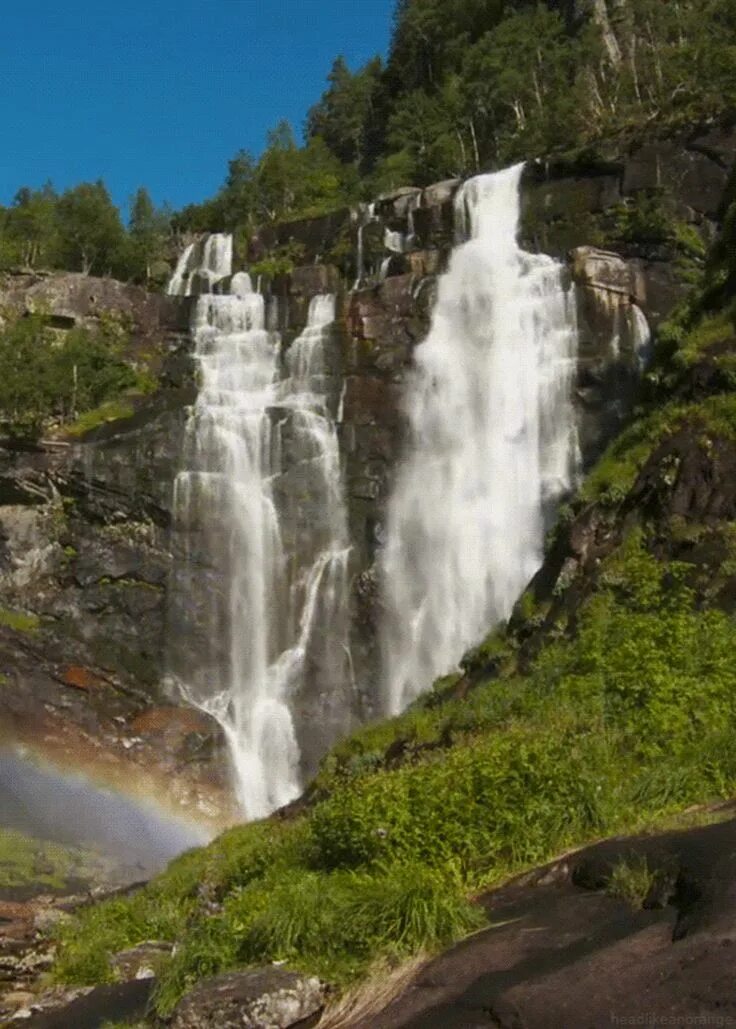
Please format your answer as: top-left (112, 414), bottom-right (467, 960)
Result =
top-left (379, 164), bottom-right (581, 714)
top-left (168, 246), bottom-right (352, 819)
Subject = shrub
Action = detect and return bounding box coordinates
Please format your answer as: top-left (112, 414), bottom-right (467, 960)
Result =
top-left (0, 314), bottom-right (151, 438)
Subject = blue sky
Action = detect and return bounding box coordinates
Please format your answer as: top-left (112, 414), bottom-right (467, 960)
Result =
top-left (0, 0), bottom-right (394, 216)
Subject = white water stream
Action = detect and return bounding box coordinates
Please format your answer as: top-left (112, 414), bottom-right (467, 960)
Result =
top-left (379, 164), bottom-right (581, 714)
top-left (168, 244), bottom-right (351, 818)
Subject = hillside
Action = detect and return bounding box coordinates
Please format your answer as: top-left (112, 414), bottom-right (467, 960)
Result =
top-left (15, 180), bottom-right (734, 1025)
top-left (2, 2), bottom-right (736, 1027)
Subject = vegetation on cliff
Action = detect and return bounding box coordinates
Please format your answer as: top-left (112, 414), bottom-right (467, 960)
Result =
top-left (174, 0), bottom-right (736, 231)
top-left (51, 196), bottom-right (736, 1014)
top-left (0, 312), bottom-right (153, 438)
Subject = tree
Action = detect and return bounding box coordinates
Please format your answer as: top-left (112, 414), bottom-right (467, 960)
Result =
top-left (385, 0), bottom-right (504, 97)
top-left (385, 89), bottom-right (464, 184)
top-left (5, 183), bottom-right (59, 269)
top-left (128, 187), bottom-right (171, 284)
top-left (459, 7), bottom-right (582, 165)
top-left (219, 150), bottom-right (259, 231)
top-left (56, 181), bottom-right (125, 275)
top-left (253, 123), bottom-right (348, 224)
top-left (307, 56), bottom-right (386, 172)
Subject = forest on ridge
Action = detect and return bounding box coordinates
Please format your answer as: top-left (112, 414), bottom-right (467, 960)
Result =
top-left (1, 0), bottom-right (735, 286)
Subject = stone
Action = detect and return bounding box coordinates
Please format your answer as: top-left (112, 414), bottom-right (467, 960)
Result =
top-left (171, 967), bottom-right (326, 1029)
top-left (59, 666), bottom-right (107, 691)
top-left (623, 139), bottom-right (729, 219)
top-left (570, 245), bottom-right (642, 299)
top-left (110, 940), bottom-right (173, 982)
top-left (421, 178), bottom-right (461, 208)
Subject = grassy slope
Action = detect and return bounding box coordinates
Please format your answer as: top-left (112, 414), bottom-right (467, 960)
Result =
top-left (0, 827), bottom-right (113, 897)
top-left (52, 222), bottom-right (736, 1017)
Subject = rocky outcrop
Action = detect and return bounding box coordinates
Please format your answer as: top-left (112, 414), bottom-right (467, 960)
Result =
top-left (351, 811), bottom-right (736, 1029)
top-left (570, 245), bottom-right (650, 465)
top-left (171, 967), bottom-right (326, 1029)
top-left (0, 274), bottom-right (230, 824)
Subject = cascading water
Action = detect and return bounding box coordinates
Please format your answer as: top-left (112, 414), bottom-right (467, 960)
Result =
top-left (380, 163), bottom-right (580, 715)
top-left (168, 246), bottom-right (352, 818)
top-left (354, 202), bottom-right (377, 288)
top-left (167, 234), bottom-right (233, 297)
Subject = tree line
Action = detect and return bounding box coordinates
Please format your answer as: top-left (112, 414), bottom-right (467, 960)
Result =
top-left (0, 182), bottom-right (171, 286)
top-left (3, 0), bottom-right (736, 282)
top-left (175, 0), bottom-right (736, 234)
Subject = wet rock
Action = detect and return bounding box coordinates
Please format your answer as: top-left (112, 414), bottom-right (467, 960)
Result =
top-left (171, 967), bottom-right (326, 1029)
top-left (570, 245), bottom-right (643, 299)
top-left (571, 246), bottom-right (650, 467)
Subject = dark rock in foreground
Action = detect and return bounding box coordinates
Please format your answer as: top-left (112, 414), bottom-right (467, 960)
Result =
top-left (351, 812), bottom-right (736, 1029)
top-left (171, 967), bottom-right (326, 1029)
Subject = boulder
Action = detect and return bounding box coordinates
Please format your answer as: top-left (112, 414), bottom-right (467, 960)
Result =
top-left (171, 967), bottom-right (326, 1029)
top-left (570, 245), bottom-right (644, 301)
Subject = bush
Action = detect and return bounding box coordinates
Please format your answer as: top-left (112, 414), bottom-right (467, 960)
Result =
top-left (0, 314), bottom-right (147, 438)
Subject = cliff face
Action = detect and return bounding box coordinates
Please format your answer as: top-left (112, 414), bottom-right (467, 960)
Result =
top-left (329, 123), bottom-right (736, 695)
top-left (0, 125), bottom-right (734, 811)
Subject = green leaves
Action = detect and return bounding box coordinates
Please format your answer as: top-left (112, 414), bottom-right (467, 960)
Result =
top-left (0, 314), bottom-right (141, 438)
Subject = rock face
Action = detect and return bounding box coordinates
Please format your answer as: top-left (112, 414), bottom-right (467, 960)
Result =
top-left (319, 125), bottom-right (736, 694)
top-left (171, 967), bottom-right (326, 1029)
top-left (350, 813), bottom-right (736, 1029)
top-left (570, 245), bottom-right (650, 466)
top-left (0, 275), bottom-right (230, 823)
top-left (0, 125), bottom-right (734, 814)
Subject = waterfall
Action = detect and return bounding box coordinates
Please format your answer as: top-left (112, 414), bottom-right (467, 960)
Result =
top-left (379, 163), bottom-right (580, 715)
top-left (167, 234), bottom-right (233, 297)
top-left (167, 243), bottom-right (195, 297)
top-left (353, 202), bottom-right (376, 288)
top-left (168, 248), bottom-right (352, 819)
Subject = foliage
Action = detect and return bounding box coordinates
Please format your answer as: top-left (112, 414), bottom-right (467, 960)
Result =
top-left (55, 182), bottom-right (126, 275)
top-left (173, 125), bottom-right (356, 236)
top-left (4, 1), bottom-right (736, 277)
top-left (64, 399), bottom-right (135, 437)
top-left (163, 0), bottom-right (736, 234)
top-left (126, 187), bottom-right (172, 286)
top-left (53, 514), bottom-right (736, 1012)
top-left (0, 314), bottom-right (146, 438)
top-left (38, 2), bottom-right (736, 1016)
top-left (249, 240), bottom-right (307, 281)
top-left (0, 180), bottom-right (170, 285)
top-left (0, 828), bottom-right (108, 892)
top-left (307, 56), bottom-right (387, 174)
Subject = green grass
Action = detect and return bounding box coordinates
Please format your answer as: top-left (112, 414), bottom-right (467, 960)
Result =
top-left (51, 530), bottom-right (736, 1015)
top-left (674, 309), bottom-right (735, 367)
top-left (0, 828), bottom-right (109, 893)
top-left (0, 607), bottom-right (40, 633)
top-left (64, 398), bottom-right (135, 436)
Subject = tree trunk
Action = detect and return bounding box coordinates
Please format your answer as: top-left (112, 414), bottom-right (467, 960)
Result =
top-left (469, 119), bottom-right (480, 171)
top-left (590, 0), bottom-right (623, 67)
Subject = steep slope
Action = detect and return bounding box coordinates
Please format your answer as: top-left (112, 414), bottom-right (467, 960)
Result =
top-left (37, 183), bottom-right (736, 1027)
